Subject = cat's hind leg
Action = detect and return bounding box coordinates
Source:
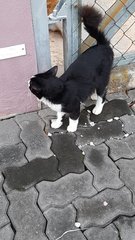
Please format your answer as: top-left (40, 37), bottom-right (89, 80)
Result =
top-left (91, 90), bottom-right (97, 101)
top-left (92, 89), bottom-right (106, 115)
top-left (66, 98), bottom-right (80, 132)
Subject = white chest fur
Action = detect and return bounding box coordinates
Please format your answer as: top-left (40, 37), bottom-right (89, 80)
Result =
top-left (40, 97), bottom-right (62, 112)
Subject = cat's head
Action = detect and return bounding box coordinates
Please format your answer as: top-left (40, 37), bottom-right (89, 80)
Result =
top-left (29, 66), bottom-right (64, 100)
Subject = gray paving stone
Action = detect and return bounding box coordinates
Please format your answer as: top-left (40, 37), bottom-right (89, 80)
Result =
top-left (38, 107), bottom-right (56, 131)
top-left (20, 121), bottom-right (53, 161)
top-left (0, 119), bottom-right (21, 147)
top-left (0, 224), bottom-right (14, 240)
top-left (0, 143), bottom-right (27, 171)
top-left (43, 110), bottom-right (92, 133)
top-left (15, 111), bottom-right (44, 129)
top-left (73, 187), bottom-right (135, 228)
top-left (44, 115), bottom-right (70, 134)
top-left (76, 120), bottom-right (123, 147)
top-left (38, 107), bottom-right (71, 134)
top-left (114, 216), bottom-right (135, 240)
top-left (121, 115), bottom-right (135, 134)
top-left (51, 133), bottom-right (85, 175)
top-left (116, 159), bottom-right (135, 194)
top-left (0, 174), bottom-right (9, 228)
top-left (8, 188), bottom-right (47, 240)
top-left (89, 99), bottom-right (131, 123)
top-left (128, 89), bottom-right (135, 101)
top-left (39, 107), bottom-right (56, 118)
top-left (106, 135), bottom-right (135, 161)
top-left (124, 134), bottom-right (135, 154)
top-left (78, 108), bottom-right (90, 126)
top-left (55, 231), bottom-right (86, 240)
top-left (106, 92), bottom-right (129, 101)
top-left (4, 156), bottom-right (61, 191)
top-left (44, 205), bottom-right (86, 240)
top-left (84, 224), bottom-right (119, 240)
top-left (83, 144), bottom-right (123, 191)
top-left (131, 103), bottom-right (135, 112)
top-left (37, 171), bottom-right (97, 211)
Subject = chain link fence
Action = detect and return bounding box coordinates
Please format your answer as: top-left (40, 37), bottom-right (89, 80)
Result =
top-left (45, 0), bottom-right (135, 72)
top-left (77, 0), bottom-right (135, 68)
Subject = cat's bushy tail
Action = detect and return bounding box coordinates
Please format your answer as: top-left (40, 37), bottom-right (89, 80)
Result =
top-left (80, 5), bottom-right (109, 45)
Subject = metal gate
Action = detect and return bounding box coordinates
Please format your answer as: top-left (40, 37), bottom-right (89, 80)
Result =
top-left (31, 0), bottom-right (135, 73)
top-left (30, 0), bottom-right (81, 73)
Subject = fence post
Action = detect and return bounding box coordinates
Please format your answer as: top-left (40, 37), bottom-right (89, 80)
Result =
top-left (71, 0), bottom-right (82, 63)
top-left (30, 0), bottom-right (51, 73)
top-left (62, 0), bottom-right (72, 70)
top-left (62, 0), bottom-right (82, 70)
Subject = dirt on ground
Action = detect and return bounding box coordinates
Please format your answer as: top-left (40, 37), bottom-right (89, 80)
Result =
top-left (49, 31), bottom-right (64, 76)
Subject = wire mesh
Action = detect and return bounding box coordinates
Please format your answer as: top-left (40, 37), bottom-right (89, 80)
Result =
top-left (71, 0), bottom-right (135, 68)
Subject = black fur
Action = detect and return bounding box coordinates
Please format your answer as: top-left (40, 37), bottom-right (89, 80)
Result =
top-left (29, 5), bottom-right (113, 123)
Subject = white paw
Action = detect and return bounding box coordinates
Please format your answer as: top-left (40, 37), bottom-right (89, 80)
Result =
top-left (92, 106), bottom-right (103, 115)
top-left (51, 119), bottom-right (62, 129)
top-left (67, 125), bottom-right (77, 132)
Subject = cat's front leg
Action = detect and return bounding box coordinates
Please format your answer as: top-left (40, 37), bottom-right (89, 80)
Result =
top-left (67, 111), bottom-right (80, 132)
top-left (67, 118), bottom-right (79, 132)
top-left (51, 112), bottom-right (65, 129)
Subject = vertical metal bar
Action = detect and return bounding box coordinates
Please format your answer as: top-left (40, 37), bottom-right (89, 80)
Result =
top-left (63, 19), bottom-right (68, 71)
top-left (63, 0), bottom-right (72, 71)
top-left (30, 0), bottom-right (51, 73)
top-left (71, 0), bottom-right (82, 62)
top-left (63, 0), bottom-right (82, 70)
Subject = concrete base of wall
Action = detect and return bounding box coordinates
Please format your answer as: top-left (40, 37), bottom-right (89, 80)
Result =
top-left (108, 63), bottom-right (135, 93)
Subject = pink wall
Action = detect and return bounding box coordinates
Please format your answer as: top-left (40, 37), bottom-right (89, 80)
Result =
top-left (0, 0), bottom-right (39, 118)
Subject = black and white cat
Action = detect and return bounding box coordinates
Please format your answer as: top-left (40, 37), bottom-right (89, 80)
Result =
top-left (29, 5), bottom-right (113, 132)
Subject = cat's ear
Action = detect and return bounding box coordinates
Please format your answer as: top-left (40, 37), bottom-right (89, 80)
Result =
top-left (36, 66), bottom-right (58, 78)
top-left (47, 66), bottom-right (58, 76)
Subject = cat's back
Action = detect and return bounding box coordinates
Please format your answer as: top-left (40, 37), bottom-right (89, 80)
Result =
top-left (60, 44), bottom-right (113, 82)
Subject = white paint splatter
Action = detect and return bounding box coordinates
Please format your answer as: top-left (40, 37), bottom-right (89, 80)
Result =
top-left (124, 133), bottom-right (129, 137)
top-left (107, 119), bottom-right (113, 122)
top-left (103, 201), bottom-right (108, 206)
top-left (90, 122), bottom-right (95, 126)
top-left (48, 132), bottom-right (52, 136)
top-left (114, 117), bottom-right (119, 120)
top-left (75, 222), bottom-right (81, 228)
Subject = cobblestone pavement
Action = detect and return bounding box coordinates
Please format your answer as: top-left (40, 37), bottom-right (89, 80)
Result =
top-left (0, 90), bottom-right (135, 240)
